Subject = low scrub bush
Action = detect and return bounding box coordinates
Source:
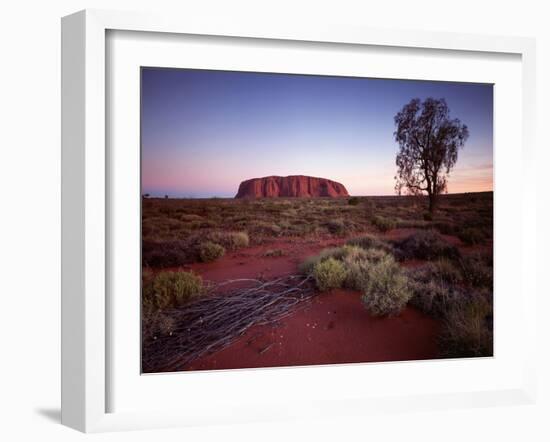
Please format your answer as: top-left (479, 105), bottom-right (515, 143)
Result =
top-left (226, 231), bottom-right (250, 249)
top-left (458, 227), bottom-right (487, 245)
top-left (407, 260), bottom-right (463, 317)
top-left (313, 257), bottom-right (348, 291)
top-left (299, 247), bottom-right (349, 275)
top-left (346, 234), bottom-right (394, 254)
top-left (250, 221), bottom-right (282, 236)
top-left (341, 246), bottom-right (385, 291)
top-left (142, 239), bottom-right (189, 268)
top-left (361, 254), bottom-right (411, 316)
top-left (208, 231), bottom-right (249, 250)
top-left (142, 270), bottom-right (203, 311)
top-left (326, 219), bottom-right (346, 235)
top-left (407, 264), bottom-right (493, 357)
top-left (429, 258), bottom-right (463, 284)
top-left (198, 241), bottom-right (225, 262)
top-left (303, 246), bottom-right (411, 315)
top-left (371, 215), bottom-right (396, 232)
top-left (142, 309), bottom-right (178, 342)
top-left (459, 253), bottom-right (493, 289)
top-left (394, 230), bottom-right (459, 261)
top-left (408, 272), bottom-right (459, 318)
top-left (348, 197), bottom-right (360, 206)
top-left (438, 294), bottom-right (493, 358)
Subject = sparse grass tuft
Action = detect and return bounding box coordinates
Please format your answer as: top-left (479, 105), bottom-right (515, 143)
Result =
top-left (346, 234), bottom-right (394, 255)
top-left (371, 215), bottom-right (397, 232)
top-left (198, 241), bottom-right (225, 262)
top-left (142, 270), bottom-right (203, 311)
top-left (439, 294), bottom-right (493, 358)
top-left (408, 273), bottom-right (458, 318)
top-left (208, 231), bottom-right (249, 250)
top-left (429, 258), bottom-right (463, 285)
top-left (459, 253), bottom-right (493, 289)
top-left (407, 263), bottom-right (493, 357)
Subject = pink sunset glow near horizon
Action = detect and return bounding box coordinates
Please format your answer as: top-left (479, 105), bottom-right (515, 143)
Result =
top-left (141, 68), bottom-right (493, 198)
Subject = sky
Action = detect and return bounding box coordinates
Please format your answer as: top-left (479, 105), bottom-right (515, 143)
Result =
top-left (141, 68), bottom-right (493, 197)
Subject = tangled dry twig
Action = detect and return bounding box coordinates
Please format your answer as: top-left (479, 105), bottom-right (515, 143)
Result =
top-left (142, 275), bottom-right (315, 372)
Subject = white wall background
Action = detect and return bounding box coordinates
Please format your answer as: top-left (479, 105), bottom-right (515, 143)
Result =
top-left (0, 1), bottom-right (548, 440)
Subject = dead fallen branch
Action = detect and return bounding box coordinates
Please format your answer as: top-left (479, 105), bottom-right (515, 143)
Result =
top-left (142, 275), bottom-right (315, 372)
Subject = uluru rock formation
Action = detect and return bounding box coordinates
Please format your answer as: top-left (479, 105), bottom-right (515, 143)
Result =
top-left (235, 175), bottom-right (349, 198)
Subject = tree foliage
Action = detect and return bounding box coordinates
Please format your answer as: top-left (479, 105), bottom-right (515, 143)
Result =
top-left (394, 98), bottom-right (469, 212)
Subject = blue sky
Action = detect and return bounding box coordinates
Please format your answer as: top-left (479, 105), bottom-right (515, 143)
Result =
top-left (141, 68), bottom-right (493, 197)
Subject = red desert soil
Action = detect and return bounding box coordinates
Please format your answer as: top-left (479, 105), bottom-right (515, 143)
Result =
top-left (186, 289), bottom-right (439, 371)
top-left (162, 232), bottom-right (452, 371)
top-left (180, 237), bottom-right (347, 289)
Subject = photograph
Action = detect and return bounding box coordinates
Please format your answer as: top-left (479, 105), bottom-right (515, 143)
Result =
top-left (140, 67), bottom-right (494, 374)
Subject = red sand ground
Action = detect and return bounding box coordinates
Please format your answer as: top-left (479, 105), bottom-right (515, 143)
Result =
top-left (162, 231), bottom-right (453, 371)
top-left (186, 289), bottom-right (439, 371)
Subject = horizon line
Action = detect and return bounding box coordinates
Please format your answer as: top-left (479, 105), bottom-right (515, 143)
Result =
top-left (142, 190), bottom-right (494, 199)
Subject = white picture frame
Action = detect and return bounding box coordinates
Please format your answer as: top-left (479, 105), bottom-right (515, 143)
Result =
top-left (61, 9), bottom-right (537, 433)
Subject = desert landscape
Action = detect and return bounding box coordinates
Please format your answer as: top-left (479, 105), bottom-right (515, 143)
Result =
top-left (141, 185), bottom-right (493, 372)
top-left (140, 68), bottom-right (493, 373)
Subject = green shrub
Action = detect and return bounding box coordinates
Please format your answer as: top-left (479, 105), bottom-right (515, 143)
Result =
top-left (198, 241), bottom-right (225, 262)
top-left (423, 212), bottom-right (433, 221)
top-left (371, 215), bottom-right (397, 232)
top-left (313, 257), bottom-right (348, 291)
top-left (348, 197), bottom-right (360, 206)
top-left (303, 246), bottom-right (399, 296)
top-left (142, 270), bottom-right (203, 311)
top-left (342, 247), bottom-right (372, 291)
top-left (439, 294), bottom-right (493, 358)
top-left (395, 230), bottom-right (459, 261)
top-left (299, 247), bottom-right (348, 275)
top-left (361, 254), bottom-right (411, 316)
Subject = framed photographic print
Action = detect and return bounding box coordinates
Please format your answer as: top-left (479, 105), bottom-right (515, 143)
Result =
top-left (61, 9), bottom-right (537, 432)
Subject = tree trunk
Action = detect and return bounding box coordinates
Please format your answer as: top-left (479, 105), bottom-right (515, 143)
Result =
top-left (428, 192), bottom-right (436, 213)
